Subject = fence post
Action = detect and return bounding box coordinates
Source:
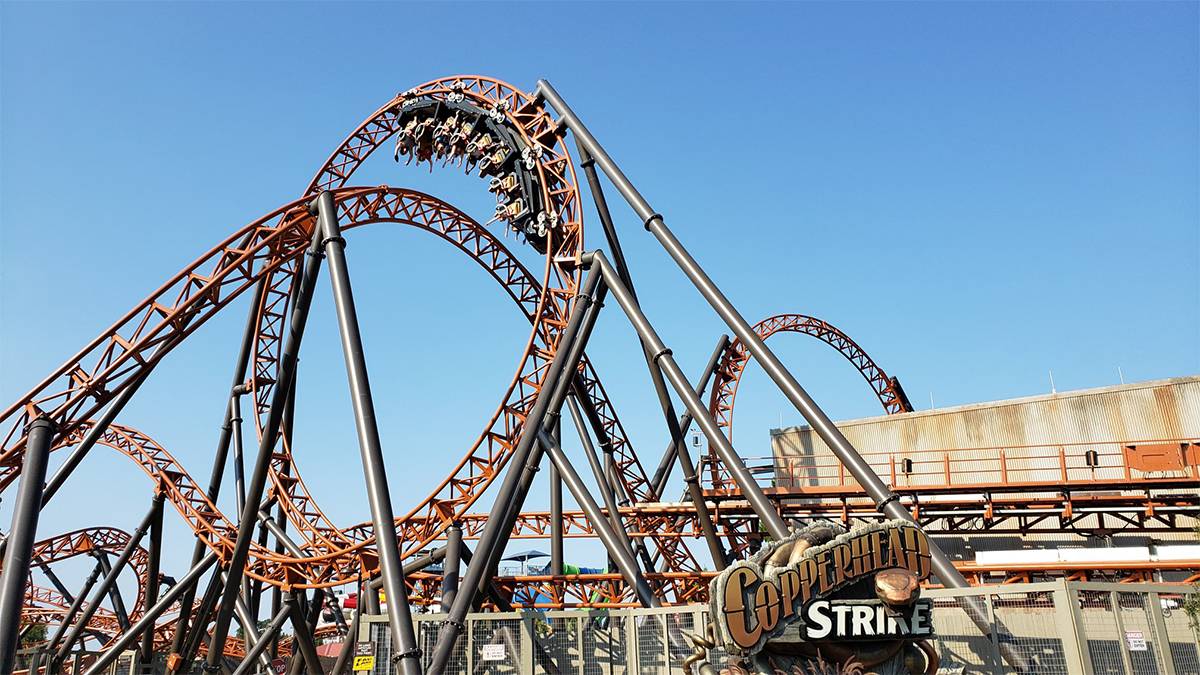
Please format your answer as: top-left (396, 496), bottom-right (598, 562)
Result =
top-left (661, 609), bottom-right (671, 675)
top-left (521, 611), bottom-right (536, 674)
top-left (575, 614), bottom-right (584, 675)
top-left (1147, 592), bottom-right (1177, 675)
top-left (626, 609), bottom-right (639, 672)
top-left (1109, 591), bottom-right (1136, 675)
top-left (1055, 580), bottom-right (1090, 675)
top-left (986, 593), bottom-right (1002, 675)
top-left (465, 619), bottom-right (473, 675)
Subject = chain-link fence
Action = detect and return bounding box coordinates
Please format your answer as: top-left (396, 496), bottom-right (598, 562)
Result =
top-left (58, 580), bottom-right (1198, 675)
top-left (354, 581), bottom-right (1198, 675)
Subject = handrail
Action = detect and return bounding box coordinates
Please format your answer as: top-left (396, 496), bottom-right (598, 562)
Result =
top-left (700, 438), bottom-right (1200, 492)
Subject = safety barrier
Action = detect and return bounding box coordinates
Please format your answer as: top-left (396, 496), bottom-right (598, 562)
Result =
top-left (356, 580), bottom-right (1198, 675)
top-left (702, 439), bottom-right (1200, 494)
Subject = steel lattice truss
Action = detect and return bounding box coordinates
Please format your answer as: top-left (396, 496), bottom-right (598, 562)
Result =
top-left (1, 75), bottom-right (1195, 675)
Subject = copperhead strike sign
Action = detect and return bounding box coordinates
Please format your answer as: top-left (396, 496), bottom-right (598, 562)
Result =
top-left (710, 521), bottom-right (934, 658)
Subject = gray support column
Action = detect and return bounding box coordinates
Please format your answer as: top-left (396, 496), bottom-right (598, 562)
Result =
top-left (0, 415), bottom-right (55, 675)
top-left (33, 369), bottom-right (150, 517)
top-left (364, 580), bottom-right (380, 615)
top-left (251, 505), bottom-right (350, 641)
top-left (54, 493), bottom-right (163, 666)
top-left (572, 145), bottom-right (727, 568)
top-left (331, 589), bottom-right (361, 675)
top-left (586, 250), bottom-right (788, 538)
top-left (229, 394), bottom-right (247, 519)
top-left (94, 554), bottom-right (132, 633)
top-left (37, 563), bottom-right (75, 604)
top-left (169, 279), bottom-right (266, 671)
top-left (442, 524), bottom-right (463, 611)
top-left (314, 190), bottom-right (421, 675)
top-left (364, 547), bottom-right (448, 593)
top-left (285, 593), bottom-right (322, 675)
top-left (225, 573), bottom-right (273, 671)
top-left (476, 273), bottom-right (612, 590)
top-left (83, 553), bottom-right (219, 675)
top-left (650, 335), bottom-right (729, 499)
top-left (563, 395), bottom-right (651, 573)
top-left (427, 265), bottom-right (606, 675)
top-left (44, 558), bottom-right (105, 657)
top-left (566, 376), bottom-right (629, 505)
top-left (230, 601), bottom-right (291, 675)
top-left (179, 567), bottom-right (225, 669)
top-left (138, 493), bottom-right (164, 674)
top-left (205, 223), bottom-right (325, 670)
top-left (537, 429), bottom-right (659, 609)
top-left (550, 463), bottom-right (564, 577)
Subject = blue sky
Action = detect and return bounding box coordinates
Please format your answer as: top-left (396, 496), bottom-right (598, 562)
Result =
top-left (2, 2), bottom-right (1197, 582)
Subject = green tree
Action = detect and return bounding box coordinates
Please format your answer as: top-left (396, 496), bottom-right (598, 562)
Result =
top-left (20, 624), bottom-right (47, 647)
top-left (235, 619), bottom-right (273, 640)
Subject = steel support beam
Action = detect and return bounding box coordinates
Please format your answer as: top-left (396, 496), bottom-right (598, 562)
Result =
top-left (230, 601), bottom-right (291, 675)
top-left (315, 190), bottom-right (421, 675)
top-left (229, 393), bottom-right (247, 519)
top-left (549, 462), bottom-right (564, 577)
top-left (564, 395), bottom-right (652, 573)
top-left (428, 264), bottom-right (605, 675)
top-left (544, 78), bottom-right (950, 556)
top-left (35, 369), bottom-right (151, 514)
top-left (94, 553), bottom-right (132, 634)
top-left (442, 523), bottom-right (463, 612)
top-left (169, 280), bottom-right (266, 671)
top-left (84, 553), bottom-right (219, 675)
top-left (537, 428), bottom-right (659, 608)
top-left (54, 493), bottom-right (164, 666)
top-left (476, 271), bottom-right (611, 591)
top-left (285, 592), bottom-right (322, 675)
top-left (574, 143), bottom-right (726, 568)
top-left (205, 223), bottom-right (324, 670)
top-left (138, 494), bottom-right (165, 673)
top-left (43, 557), bottom-right (105, 658)
top-left (37, 563), bottom-right (74, 604)
top-left (331, 586), bottom-right (361, 675)
top-left (223, 571), bottom-right (273, 671)
top-left (179, 567), bottom-right (225, 670)
top-left (586, 250), bottom-right (789, 537)
top-left (650, 334), bottom-right (729, 499)
top-left (0, 415), bottom-right (54, 675)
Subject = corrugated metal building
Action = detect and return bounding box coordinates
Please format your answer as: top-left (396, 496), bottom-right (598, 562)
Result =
top-left (772, 376), bottom-right (1199, 466)
top-left (768, 376), bottom-right (1200, 565)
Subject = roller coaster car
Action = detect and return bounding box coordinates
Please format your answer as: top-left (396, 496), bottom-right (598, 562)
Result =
top-left (390, 92), bottom-right (552, 251)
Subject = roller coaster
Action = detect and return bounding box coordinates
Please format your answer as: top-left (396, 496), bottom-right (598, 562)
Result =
top-left (1, 75), bottom-right (1196, 675)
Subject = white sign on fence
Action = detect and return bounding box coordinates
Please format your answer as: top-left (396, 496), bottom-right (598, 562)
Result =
top-left (1125, 630), bottom-right (1147, 651)
top-left (481, 643), bottom-right (507, 661)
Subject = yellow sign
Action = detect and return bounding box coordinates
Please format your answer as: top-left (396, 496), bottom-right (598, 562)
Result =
top-left (710, 521), bottom-right (932, 656)
top-left (352, 655), bottom-right (376, 671)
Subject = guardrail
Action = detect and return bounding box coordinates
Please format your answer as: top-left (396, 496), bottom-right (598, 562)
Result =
top-left (701, 439), bottom-right (1200, 495)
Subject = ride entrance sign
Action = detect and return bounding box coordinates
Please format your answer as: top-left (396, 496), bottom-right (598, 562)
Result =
top-left (692, 521), bottom-right (939, 673)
